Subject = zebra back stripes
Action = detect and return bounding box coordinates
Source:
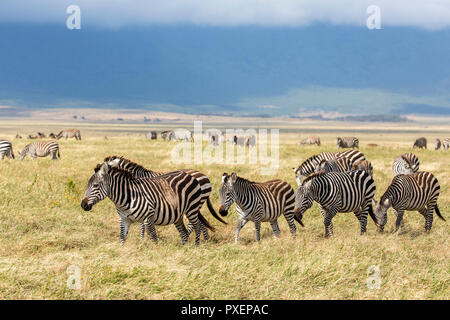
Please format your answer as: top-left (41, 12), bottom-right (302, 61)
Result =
top-left (219, 173), bottom-right (303, 243)
top-left (293, 150), bottom-right (366, 185)
top-left (314, 157), bottom-right (353, 174)
top-left (0, 140), bottom-right (14, 159)
top-left (81, 163), bottom-right (205, 245)
top-left (374, 171), bottom-right (444, 232)
top-left (19, 141), bottom-right (60, 160)
top-left (393, 153), bottom-right (419, 175)
top-left (294, 170), bottom-right (377, 237)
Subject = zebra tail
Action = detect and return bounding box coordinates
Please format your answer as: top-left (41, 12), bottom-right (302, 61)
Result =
top-left (57, 149), bottom-right (61, 159)
top-left (198, 212), bottom-right (215, 231)
top-left (293, 214), bottom-right (304, 227)
top-left (368, 203), bottom-right (378, 226)
top-left (434, 204), bottom-right (446, 221)
top-left (206, 198), bottom-right (227, 224)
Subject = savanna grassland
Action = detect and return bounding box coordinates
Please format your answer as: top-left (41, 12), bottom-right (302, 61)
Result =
top-left (0, 119), bottom-right (448, 299)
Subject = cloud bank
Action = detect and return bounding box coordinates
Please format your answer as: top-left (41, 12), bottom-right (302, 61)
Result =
top-left (0, 0), bottom-right (450, 30)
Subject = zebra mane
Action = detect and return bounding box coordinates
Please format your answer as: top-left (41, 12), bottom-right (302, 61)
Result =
top-left (94, 162), bottom-right (136, 179)
top-left (296, 154), bottom-right (322, 173)
top-left (301, 171), bottom-right (326, 185)
top-left (104, 155), bottom-right (150, 171)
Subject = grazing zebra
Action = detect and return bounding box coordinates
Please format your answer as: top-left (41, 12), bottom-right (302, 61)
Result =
top-left (294, 170), bottom-right (377, 237)
top-left (103, 156), bottom-right (227, 240)
top-left (0, 140), bottom-right (15, 159)
top-left (218, 173), bottom-right (303, 243)
top-left (434, 138), bottom-right (441, 150)
top-left (314, 157), bottom-right (353, 174)
top-left (352, 159), bottom-right (373, 176)
top-left (300, 136), bottom-right (321, 146)
top-left (443, 138), bottom-right (449, 150)
top-left (56, 129), bottom-right (81, 140)
top-left (413, 137), bottom-right (427, 149)
top-left (373, 172), bottom-right (445, 232)
top-left (393, 153), bottom-right (419, 175)
top-left (81, 163), bottom-right (207, 245)
top-left (19, 141), bottom-right (60, 160)
top-left (336, 137), bottom-right (359, 149)
top-left (293, 149), bottom-right (366, 185)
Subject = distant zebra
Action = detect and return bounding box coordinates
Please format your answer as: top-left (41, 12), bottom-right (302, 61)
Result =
top-left (314, 157), bottom-right (353, 174)
top-left (81, 164), bottom-right (206, 245)
top-left (104, 156), bottom-right (227, 240)
top-left (0, 140), bottom-right (15, 159)
top-left (434, 138), bottom-right (441, 150)
top-left (352, 159), bottom-right (373, 176)
top-left (442, 138), bottom-right (449, 150)
top-left (219, 173), bottom-right (303, 243)
top-left (294, 170), bottom-right (377, 237)
top-left (393, 153), bottom-right (419, 175)
top-left (300, 136), bottom-right (321, 146)
top-left (19, 141), bottom-right (60, 160)
top-left (413, 137), bottom-right (427, 149)
top-left (374, 171), bottom-right (445, 232)
top-left (336, 137), bottom-right (359, 149)
top-left (293, 149), bottom-right (366, 185)
top-left (56, 129), bottom-right (81, 140)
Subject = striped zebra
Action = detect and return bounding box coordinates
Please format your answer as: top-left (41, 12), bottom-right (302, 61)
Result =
top-left (443, 138), bottom-right (449, 150)
top-left (352, 160), bottom-right (373, 176)
top-left (19, 141), bottom-right (60, 160)
top-left (373, 172), bottom-right (445, 232)
top-left (0, 140), bottom-right (15, 159)
top-left (314, 157), bottom-right (353, 174)
top-left (294, 170), bottom-right (377, 237)
top-left (103, 156), bottom-right (227, 240)
top-left (393, 153), bottom-right (419, 175)
top-left (336, 137), bottom-right (359, 149)
top-left (293, 149), bottom-right (366, 185)
top-left (218, 173), bottom-right (303, 243)
top-left (81, 163), bottom-right (206, 245)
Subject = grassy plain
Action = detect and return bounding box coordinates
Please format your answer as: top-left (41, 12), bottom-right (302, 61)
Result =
top-left (0, 119), bottom-right (448, 299)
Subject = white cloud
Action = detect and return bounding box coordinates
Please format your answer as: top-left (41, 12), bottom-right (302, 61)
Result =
top-left (0, 0), bottom-right (449, 29)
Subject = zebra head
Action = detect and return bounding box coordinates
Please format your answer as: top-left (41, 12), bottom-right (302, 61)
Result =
top-left (18, 147), bottom-right (28, 160)
top-left (336, 137), bottom-right (343, 148)
top-left (293, 181), bottom-right (314, 222)
top-left (218, 172), bottom-right (237, 216)
top-left (372, 198), bottom-right (389, 232)
top-left (81, 163), bottom-right (111, 211)
top-left (314, 159), bottom-right (328, 173)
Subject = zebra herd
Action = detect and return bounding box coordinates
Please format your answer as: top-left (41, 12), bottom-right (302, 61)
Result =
top-left (81, 148), bottom-right (445, 245)
top-left (0, 140), bottom-right (61, 160)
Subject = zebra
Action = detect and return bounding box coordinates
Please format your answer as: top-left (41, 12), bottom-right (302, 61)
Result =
top-left (0, 140), bottom-right (15, 159)
top-left (294, 170), bottom-right (377, 237)
top-left (393, 153), bottom-right (419, 175)
top-left (19, 141), bottom-right (60, 160)
top-left (314, 157), bottom-right (353, 174)
top-left (103, 156), bottom-right (227, 240)
top-left (293, 149), bottom-right (366, 185)
top-left (351, 159), bottom-right (373, 176)
top-left (56, 129), bottom-right (81, 140)
top-left (373, 171), bottom-right (445, 232)
top-left (300, 136), bottom-right (321, 146)
top-left (218, 173), bottom-right (304, 243)
top-left (443, 138), bottom-right (449, 150)
top-left (434, 138), bottom-right (441, 150)
top-left (81, 163), bottom-right (207, 245)
top-left (336, 137), bottom-right (359, 149)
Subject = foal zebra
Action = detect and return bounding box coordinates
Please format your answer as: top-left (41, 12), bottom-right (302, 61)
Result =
top-left (314, 157), bottom-right (353, 174)
top-left (103, 156), bottom-right (227, 240)
top-left (374, 172), bottom-right (444, 232)
top-left (219, 173), bottom-right (303, 243)
top-left (393, 153), bottom-right (419, 175)
top-left (0, 140), bottom-right (15, 159)
top-left (19, 141), bottom-right (60, 160)
top-left (81, 163), bottom-right (206, 245)
top-left (293, 150), bottom-right (366, 185)
top-left (294, 170), bottom-right (377, 237)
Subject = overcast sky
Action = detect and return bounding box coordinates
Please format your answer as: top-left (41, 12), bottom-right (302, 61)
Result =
top-left (1, 0), bottom-right (450, 30)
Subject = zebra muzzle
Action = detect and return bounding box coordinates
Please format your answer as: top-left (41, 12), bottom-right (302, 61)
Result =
top-left (218, 205), bottom-right (228, 217)
top-left (81, 198), bottom-right (92, 211)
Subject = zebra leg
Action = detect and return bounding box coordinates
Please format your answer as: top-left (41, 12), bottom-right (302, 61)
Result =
top-left (234, 218), bottom-right (248, 244)
top-left (144, 218), bottom-right (158, 243)
top-left (51, 151), bottom-right (57, 160)
top-left (270, 220), bottom-right (281, 239)
top-left (254, 219), bottom-right (262, 242)
top-left (187, 220), bottom-right (209, 241)
top-left (174, 219), bottom-right (189, 245)
top-left (323, 209), bottom-right (337, 238)
top-left (420, 207), bottom-right (434, 231)
top-left (394, 209), bottom-right (405, 232)
top-left (355, 207), bottom-right (369, 235)
top-left (283, 213), bottom-right (297, 238)
top-left (139, 223), bottom-right (145, 239)
top-left (119, 217), bottom-right (132, 244)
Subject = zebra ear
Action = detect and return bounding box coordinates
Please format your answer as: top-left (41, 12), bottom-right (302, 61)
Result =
top-left (383, 198), bottom-right (391, 207)
top-left (230, 172), bottom-right (237, 184)
top-left (98, 163), bottom-right (110, 177)
top-left (222, 173), bottom-right (228, 183)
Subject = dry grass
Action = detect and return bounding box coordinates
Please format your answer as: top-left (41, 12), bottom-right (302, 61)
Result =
top-left (0, 121), bottom-right (448, 299)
